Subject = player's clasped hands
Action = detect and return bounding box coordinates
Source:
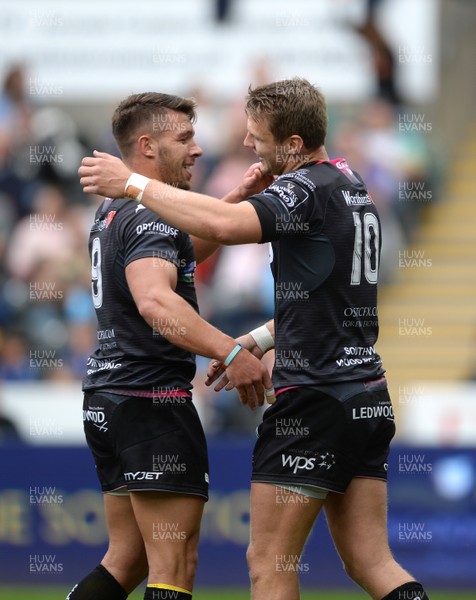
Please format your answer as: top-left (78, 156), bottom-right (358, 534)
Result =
top-left (206, 341), bottom-right (275, 410)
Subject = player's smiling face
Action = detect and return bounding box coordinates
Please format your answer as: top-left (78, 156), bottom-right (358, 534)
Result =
top-left (244, 115), bottom-right (284, 176)
top-left (153, 110), bottom-right (202, 190)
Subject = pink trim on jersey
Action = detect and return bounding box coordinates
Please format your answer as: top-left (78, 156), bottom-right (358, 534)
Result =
top-left (312, 157), bottom-right (375, 203)
top-left (275, 385), bottom-right (301, 397)
top-left (314, 157), bottom-right (352, 174)
top-left (102, 388), bottom-right (191, 398)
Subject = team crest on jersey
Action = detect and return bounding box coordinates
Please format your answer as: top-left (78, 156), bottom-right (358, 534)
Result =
top-left (178, 261), bottom-right (196, 284)
top-left (92, 216), bottom-right (108, 232)
top-left (105, 211), bottom-right (117, 228)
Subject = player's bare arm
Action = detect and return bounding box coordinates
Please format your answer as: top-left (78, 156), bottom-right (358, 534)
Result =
top-left (206, 320), bottom-right (275, 393)
top-left (191, 161), bottom-right (274, 263)
top-left (126, 257), bottom-right (275, 408)
top-left (79, 151), bottom-right (264, 245)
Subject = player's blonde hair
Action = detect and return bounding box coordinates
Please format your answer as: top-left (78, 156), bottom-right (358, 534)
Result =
top-left (245, 78), bottom-right (327, 151)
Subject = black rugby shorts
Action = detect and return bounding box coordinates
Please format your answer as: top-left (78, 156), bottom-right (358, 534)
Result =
top-left (83, 390), bottom-right (209, 499)
top-left (252, 377), bottom-right (395, 494)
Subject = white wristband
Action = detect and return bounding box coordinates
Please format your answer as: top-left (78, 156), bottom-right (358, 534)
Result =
top-left (124, 173), bottom-right (151, 204)
top-left (249, 325), bottom-right (274, 353)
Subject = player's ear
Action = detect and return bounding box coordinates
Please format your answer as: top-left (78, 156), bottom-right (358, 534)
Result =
top-left (285, 135), bottom-right (304, 156)
top-left (137, 135), bottom-right (156, 158)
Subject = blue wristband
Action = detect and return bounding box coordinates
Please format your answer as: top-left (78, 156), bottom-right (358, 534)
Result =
top-left (223, 344), bottom-right (243, 368)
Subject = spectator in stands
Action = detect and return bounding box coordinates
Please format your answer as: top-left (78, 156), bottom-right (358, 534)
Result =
top-left (0, 331), bottom-right (39, 381)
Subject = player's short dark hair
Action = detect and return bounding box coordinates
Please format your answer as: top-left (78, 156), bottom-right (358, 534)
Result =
top-left (245, 78), bottom-right (327, 151)
top-left (112, 92), bottom-right (197, 158)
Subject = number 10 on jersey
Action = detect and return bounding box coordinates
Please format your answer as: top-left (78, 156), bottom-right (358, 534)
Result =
top-left (350, 212), bottom-right (379, 285)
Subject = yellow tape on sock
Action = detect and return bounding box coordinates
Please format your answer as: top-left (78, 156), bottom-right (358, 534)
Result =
top-left (147, 583), bottom-right (192, 595)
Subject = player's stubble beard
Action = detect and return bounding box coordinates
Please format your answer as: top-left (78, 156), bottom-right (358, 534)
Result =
top-left (157, 149), bottom-right (191, 191)
top-left (264, 149), bottom-right (294, 178)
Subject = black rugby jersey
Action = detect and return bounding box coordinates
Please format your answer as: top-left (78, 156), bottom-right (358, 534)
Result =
top-left (82, 198), bottom-right (198, 391)
top-left (247, 158), bottom-right (385, 388)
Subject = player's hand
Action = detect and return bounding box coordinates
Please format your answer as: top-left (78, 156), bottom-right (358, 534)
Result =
top-left (205, 333), bottom-right (264, 391)
top-left (78, 150), bottom-right (132, 198)
top-left (225, 348), bottom-right (275, 410)
top-left (238, 162), bottom-right (274, 198)
top-left (206, 336), bottom-right (274, 410)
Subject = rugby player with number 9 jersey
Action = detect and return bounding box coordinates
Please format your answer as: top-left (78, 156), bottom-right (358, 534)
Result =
top-left (72, 93), bottom-right (274, 600)
top-left (79, 79), bottom-right (430, 600)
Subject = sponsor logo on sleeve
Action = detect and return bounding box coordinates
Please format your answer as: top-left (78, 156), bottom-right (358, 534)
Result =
top-left (266, 182), bottom-right (309, 212)
top-left (136, 222), bottom-right (179, 237)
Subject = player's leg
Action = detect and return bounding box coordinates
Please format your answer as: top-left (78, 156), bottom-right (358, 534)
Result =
top-left (68, 391), bottom-right (148, 599)
top-left (65, 493), bottom-right (147, 599)
top-left (130, 491), bottom-right (205, 599)
top-left (102, 493), bottom-right (149, 589)
top-left (248, 386), bottom-right (348, 600)
top-left (247, 482), bottom-right (324, 600)
top-left (325, 478), bottom-right (429, 600)
top-left (116, 392), bottom-right (209, 599)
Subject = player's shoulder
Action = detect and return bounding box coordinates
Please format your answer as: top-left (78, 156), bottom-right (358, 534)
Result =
top-left (277, 164), bottom-right (319, 189)
top-left (121, 200), bottom-right (187, 244)
top-left (267, 161), bottom-right (342, 196)
top-left (312, 159), bottom-right (366, 189)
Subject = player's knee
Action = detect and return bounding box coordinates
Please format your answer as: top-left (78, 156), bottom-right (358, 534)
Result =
top-left (246, 543), bottom-right (258, 582)
top-left (246, 542), bottom-right (269, 586)
top-left (246, 541), bottom-right (259, 567)
top-left (185, 540), bottom-right (199, 581)
top-left (172, 535), bottom-right (200, 583)
top-left (104, 544), bottom-right (143, 570)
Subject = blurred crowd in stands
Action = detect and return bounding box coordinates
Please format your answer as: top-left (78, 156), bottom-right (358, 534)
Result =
top-left (0, 55), bottom-right (437, 436)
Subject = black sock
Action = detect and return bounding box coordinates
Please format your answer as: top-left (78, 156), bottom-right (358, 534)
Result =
top-left (381, 581), bottom-right (429, 600)
top-left (65, 564), bottom-right (128, 600)
top-left (144, 586), bottom-right (191, 600)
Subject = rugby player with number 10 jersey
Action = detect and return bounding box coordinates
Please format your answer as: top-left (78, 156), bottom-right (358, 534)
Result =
top-left (247, 157), bottom-right (383, 388)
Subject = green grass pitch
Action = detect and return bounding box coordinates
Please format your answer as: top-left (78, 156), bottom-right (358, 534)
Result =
top-left (0, 587), bottom-right (475, 600)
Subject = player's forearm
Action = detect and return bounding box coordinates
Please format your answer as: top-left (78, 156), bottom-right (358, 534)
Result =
top-left (136, 160), bottom-right (270, 246)
top-left (191, 187), bottom-right (250, 263)
top-left (139, 293), bottom-right (236, 362)
top-left (263, 320), bottom-right (274, 338)
top-left (79, 152), bottom-right (262, 245)
top-left (241, 320), bottom-right (275, 357)
top-left (140, 180), bottom-right (238, 244)
top-left (191, 162), bottom-right (272, 256)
